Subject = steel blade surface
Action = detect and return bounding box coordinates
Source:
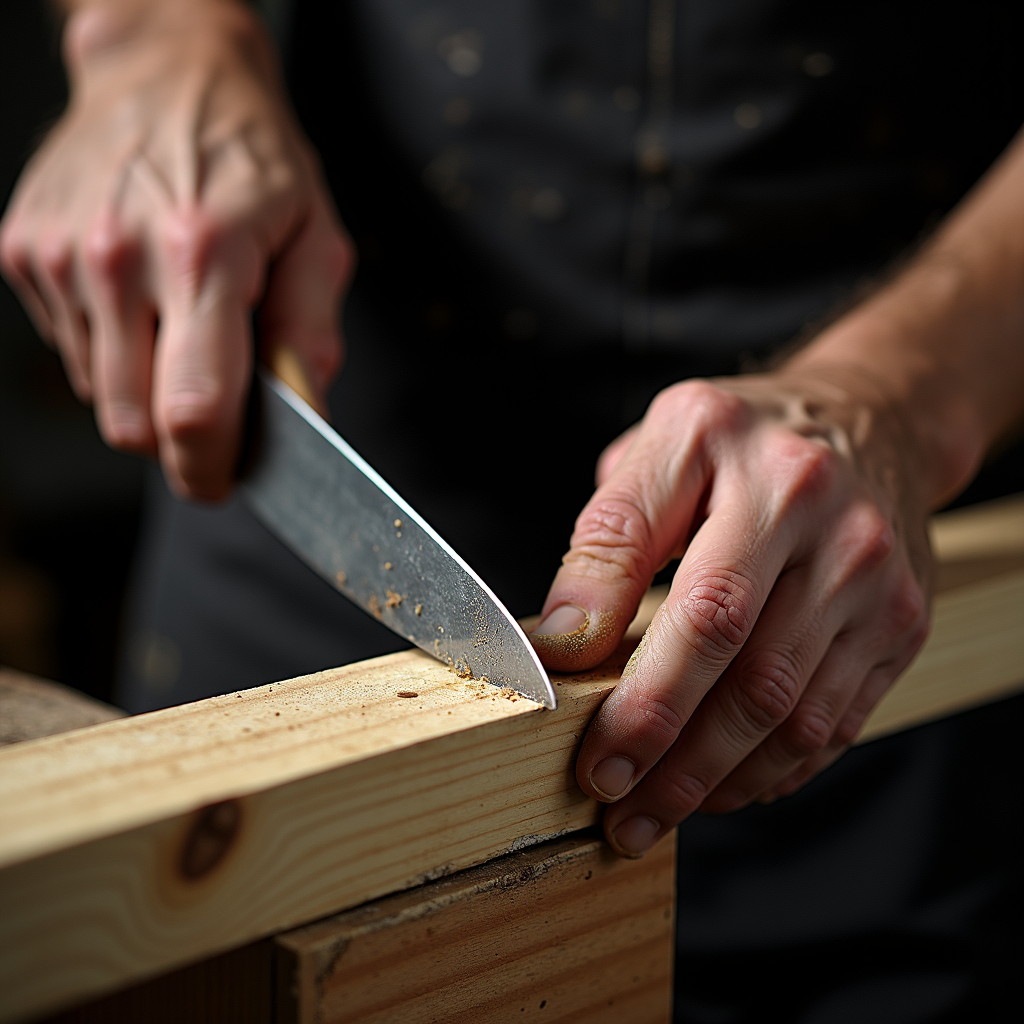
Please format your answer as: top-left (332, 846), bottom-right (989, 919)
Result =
top-left (240, 373), bottom-right (556, 708)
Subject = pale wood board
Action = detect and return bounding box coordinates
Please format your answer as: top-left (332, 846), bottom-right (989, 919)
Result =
top-left (928, 492), bottom-right (1024, 561)
top-left (1, 498), bottom-right (1022, 1022)
top-left (275, 830), bottom-right (675, 1024)
top-left (858, 569), bottom-right (1024, 740)
top-left (0, 654), bottom-right (618, 1023)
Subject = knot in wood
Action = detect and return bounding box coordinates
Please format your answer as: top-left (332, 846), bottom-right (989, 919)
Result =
top-left (180, 799), bottom-right (241, 880)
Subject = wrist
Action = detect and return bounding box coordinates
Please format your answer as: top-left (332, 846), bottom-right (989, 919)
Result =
top-left (63, 0), bottom-right (274, 86)
top-left (783, 307), bottom-right (987, 510)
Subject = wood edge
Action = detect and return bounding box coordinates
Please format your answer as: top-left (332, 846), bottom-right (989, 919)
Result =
top-left (855, 678), bottom-right (1024, 744)
top-left (273, 829), bottom-right (608, 954)
top-left (929, 493), bottom-right (1024, 560)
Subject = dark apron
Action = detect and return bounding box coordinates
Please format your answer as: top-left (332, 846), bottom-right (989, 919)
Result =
top-left (118, 2), bottom-right (1024, 1018)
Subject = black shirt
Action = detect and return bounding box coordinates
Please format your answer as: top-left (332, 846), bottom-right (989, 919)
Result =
top-left (292, 0), bottom-right (1023, 359)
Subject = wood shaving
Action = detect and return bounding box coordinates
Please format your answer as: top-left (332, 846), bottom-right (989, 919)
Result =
top-left (397, 691), bottom-right (418, 698)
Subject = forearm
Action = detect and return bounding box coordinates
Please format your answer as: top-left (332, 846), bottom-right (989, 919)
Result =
top-left (53, 0), bottom-right (275, 90)
top-left (788, 127), bottom-right (1024, 509)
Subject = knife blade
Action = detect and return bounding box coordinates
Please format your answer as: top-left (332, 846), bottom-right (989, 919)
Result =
top-left (240, 370), bottom-right (556, 709)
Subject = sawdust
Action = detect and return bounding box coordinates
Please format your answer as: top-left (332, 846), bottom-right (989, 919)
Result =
top-left (415, 604), bottom-right (423, 616)
top-left (385, 590), bottom-right (403, 609)
top-left (335, 570), bottom-right (347, 587)
top-left (397, 691), bottom-right (418, 698)
top-left (384, 562), bottom-right (393, 571)
top-left (367, 594), bottom-right (383, 619)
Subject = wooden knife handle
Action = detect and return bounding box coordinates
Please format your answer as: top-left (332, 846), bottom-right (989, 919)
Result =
top-left (267, 347), bottom-right (329, 419)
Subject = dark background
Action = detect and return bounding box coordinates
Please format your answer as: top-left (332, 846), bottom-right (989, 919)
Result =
top-left (0, 0), bottom-right (1020, 707)
top-left (0, 1), bottom-right (145, 703)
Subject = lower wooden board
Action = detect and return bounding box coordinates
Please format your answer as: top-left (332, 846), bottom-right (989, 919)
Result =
top-left (0, 656), bottom-right (617, 1023)
top-left (36, 831), bottom-right (674, 1024)
top-left (276, 830), bottom-right (676, 1024)
top-left (0, 499), bottom-right (1021, 1022)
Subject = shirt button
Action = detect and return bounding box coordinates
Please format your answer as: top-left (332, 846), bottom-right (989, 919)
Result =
top-left (803, 52), bottom-right (835, 77)
top-left (734, 103), bottom-right (763, 130)
top-left (637, 133), bottom-right (670, 175)
top-left (438, 30), bottom-right (483, 76)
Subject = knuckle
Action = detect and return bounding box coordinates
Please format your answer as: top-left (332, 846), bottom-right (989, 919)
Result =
top-left (676, 572), bottom-right (757, 659)
top-left (885, 574), bottom-right (926, 638)
top-left (845, 507), bottom-right (896, 578)
top-left (775, 435), bottom-right (838, 510)
top-left (634, 692), bottom-right (685, 744)
top-left (778, 704), bottom-right (834, 757)
top-left (656, 768), bottom-right (709, 817)
top-left (161, 211), bottom-right (236, 289)
top-left (84, 218), bottom-right (137, 280)
top-left (98, 403), bottom-right (149, 450)
top-left (564, 497), bottom-right (655, 583)
top-left (160, 379), bottom-right (228, 439)
top-left (653, 379), bottom-right (745, 436)
top-left (732, 650), bottom-right (803, 730)
top-left (38, 236), bottom-right (74, 283)
top-left (832, 713), bottom-right (861, 748)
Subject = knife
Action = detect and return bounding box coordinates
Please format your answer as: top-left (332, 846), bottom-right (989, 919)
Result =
top-left (239, 368), bottom-right (556, 709)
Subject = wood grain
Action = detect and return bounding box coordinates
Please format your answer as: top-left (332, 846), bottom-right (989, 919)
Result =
top-left (0, 655), bottom-right (617, 1022)
top-left (275, 830), bottom-right (675, 1024)
top-left (858, 569), bottom-right (1024, 740)
top-left (0, 497), bottom-right (1021, 1022)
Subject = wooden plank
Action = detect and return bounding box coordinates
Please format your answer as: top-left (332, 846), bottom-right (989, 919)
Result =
top-left (928, 492), bottom-right (1024, 561)
top-left (0, 655), bottom-right (617, 1022)
top-left (0, 497), bottom-right (1021, 1022)
top-left (858, 569), bottom-right (1024, 740)
top-left (275, 830), bottom-right (675, 1024)
top-left (0, 668), bottom-right (124, 747)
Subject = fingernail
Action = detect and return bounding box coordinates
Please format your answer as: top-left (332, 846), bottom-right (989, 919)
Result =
top-left (590, 756), bottom-right (635, 800)
top-left (533, 605), bottom-right (588, 637)
top-left (610, 815), bottom-right (660, 858)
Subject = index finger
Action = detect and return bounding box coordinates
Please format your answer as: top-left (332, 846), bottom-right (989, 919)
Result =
top-left (151, 209), bottom-right (259, 499)
top-left (574, 496), bottom-right (789, 804)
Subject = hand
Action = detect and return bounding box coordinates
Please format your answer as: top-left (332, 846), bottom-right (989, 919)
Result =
top-left (0, 0), bottom-right (353, 499)
top-left (530, 368), bottom-right (933, 856)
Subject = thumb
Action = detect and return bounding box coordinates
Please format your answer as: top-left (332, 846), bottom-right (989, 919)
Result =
top-left (259, 192), bottom-right (354, 413)
top-left (531, 407), bottom-right (710, 672)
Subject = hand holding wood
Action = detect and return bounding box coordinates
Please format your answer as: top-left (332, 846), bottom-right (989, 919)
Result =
top-left (531, 371), bottom-right (933, 856)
